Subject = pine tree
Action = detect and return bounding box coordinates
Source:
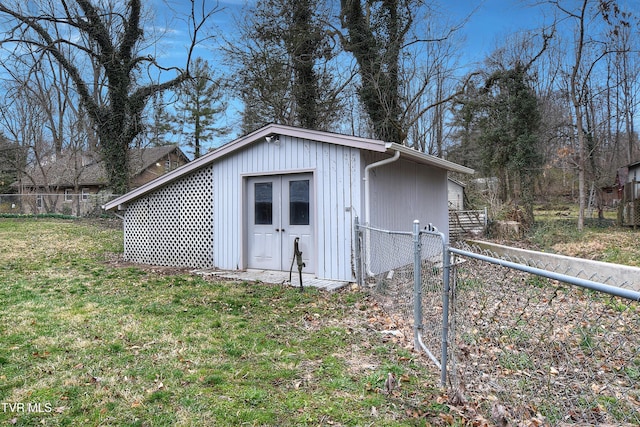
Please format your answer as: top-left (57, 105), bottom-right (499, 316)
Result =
top-left (174, 58), bottom-right (227, 158)
top-left (146, 93), bottom-right (175, 147)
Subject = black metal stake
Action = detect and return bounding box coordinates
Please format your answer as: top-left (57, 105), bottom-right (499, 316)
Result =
top-left (289, 237), bottom-right (305, 292)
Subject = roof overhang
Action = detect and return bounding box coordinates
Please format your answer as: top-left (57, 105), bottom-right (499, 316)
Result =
top-left (103, 124), bottom-right (474, 211)
top-left (385, 143), bottom-right (474, 175)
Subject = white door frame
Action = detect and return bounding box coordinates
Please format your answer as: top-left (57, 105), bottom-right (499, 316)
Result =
top-left (244, 172), bottom-right (315, 273)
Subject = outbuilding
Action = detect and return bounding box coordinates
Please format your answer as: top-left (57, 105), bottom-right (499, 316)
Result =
top-left (103, 124), bottom-right (473, 282)
top-left (617, 161), bottom-right (640, 226)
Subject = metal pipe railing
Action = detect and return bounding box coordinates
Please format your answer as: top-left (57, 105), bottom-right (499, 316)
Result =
top-left (449, 247), bottom-right (640, 302)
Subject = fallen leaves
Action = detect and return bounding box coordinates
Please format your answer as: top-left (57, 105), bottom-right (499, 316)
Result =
top-left (364, 243), bottom-right (640, 425)
top-left (446, 255), bottom-right (640, 425)
top-left (31, 351), bottom-right (50, 359)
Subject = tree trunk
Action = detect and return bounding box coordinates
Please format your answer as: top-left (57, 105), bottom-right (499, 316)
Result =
top-left (0, 0), bottom-right (209, 194)
top-left (575, 102), bottom-right (586, 231)
top-left (340, 0), bottom-right (405, 143)
top-left (569, 0), bottom-right (588, 232)
top-left (291, 0), bottom-right (319, 129)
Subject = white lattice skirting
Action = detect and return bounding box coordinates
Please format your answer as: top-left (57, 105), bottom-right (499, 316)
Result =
top-left (124, 165), bottom-right (215, 268)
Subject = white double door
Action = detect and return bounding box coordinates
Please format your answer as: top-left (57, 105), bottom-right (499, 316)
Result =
top-left (247, 174), bottom-right (314, 273)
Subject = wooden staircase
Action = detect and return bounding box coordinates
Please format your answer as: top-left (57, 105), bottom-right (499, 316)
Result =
top-left (449, 209), bottom-right (487, 240)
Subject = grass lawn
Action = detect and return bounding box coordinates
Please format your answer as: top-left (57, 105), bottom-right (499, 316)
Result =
top-left (0, 218), bottom-right (452, 426)
top-left (523, 206), bottom-right (640, 266)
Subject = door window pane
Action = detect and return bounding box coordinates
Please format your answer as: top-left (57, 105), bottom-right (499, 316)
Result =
top-left (289, 180), bottom-right (309, 225)
top-left (255, 182), bottom-right (273, 224)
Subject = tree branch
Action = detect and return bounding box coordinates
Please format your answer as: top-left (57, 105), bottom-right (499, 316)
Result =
top-left (0, 4), bottom-right (100, 121)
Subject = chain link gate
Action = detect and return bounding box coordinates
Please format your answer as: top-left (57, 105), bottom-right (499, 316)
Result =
top-left (354, 217), bottom-right (449, 385)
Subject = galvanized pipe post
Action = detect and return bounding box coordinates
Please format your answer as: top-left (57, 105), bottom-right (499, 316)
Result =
top-left (354, 216), bottom-right (362, 287)
top-left (441, 241), bottom-right (451, 387)
top-left (412, 220), bottom-right (423, 350)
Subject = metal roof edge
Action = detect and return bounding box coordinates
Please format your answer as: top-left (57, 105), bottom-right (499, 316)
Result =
top-left (385, 143), bottom-right (475, 175)
top-left (268, 124), bottom-right (387, 152)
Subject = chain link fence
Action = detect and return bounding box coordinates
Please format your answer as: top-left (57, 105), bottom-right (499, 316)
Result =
top-left (356, 219), bottom-right (640, 426)
top-left (449, 242), bottom-right (640, 426)
top-left (0, 193), bottom-right (117, 217)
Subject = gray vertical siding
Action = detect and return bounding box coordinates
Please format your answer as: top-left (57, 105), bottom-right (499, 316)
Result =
top-left (120, 135), bottom-right (452, 282)
top-left (213, 136), bottom-right (361, 281)
top-left (364, 151), bottom-right (449, 236)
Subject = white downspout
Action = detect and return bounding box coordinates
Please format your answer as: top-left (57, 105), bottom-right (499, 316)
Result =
top-left (363, 149), bottom-right (401, 277)
top-left (364, 148), bottom-right (400, 227)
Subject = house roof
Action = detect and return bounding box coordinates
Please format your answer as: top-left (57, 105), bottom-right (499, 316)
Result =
top-left (16, 145), bottom-right (187, 189)
top-left (628, 160), bottom-right (640, 170)
top-left (448, 177), bottom-right (466, 188)
top-left (130, 144), bottom-right (189, 174)
top-left (103, 124), bottom-right (474, 211)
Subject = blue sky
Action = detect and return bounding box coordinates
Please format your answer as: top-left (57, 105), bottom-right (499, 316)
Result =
top-left (154, 0), bottom-right (546, 71)
top-left (146, 0), bottom-right (552, 148)
top-left (0, 1), bottom-right (635, 155)
top-left (146, 0), bottom-right (638, 149)
top-left (444, 0), bottom-right (549, 64)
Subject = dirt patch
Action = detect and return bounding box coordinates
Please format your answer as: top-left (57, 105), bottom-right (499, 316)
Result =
top-left (103, 252), bottom-right (195, 276)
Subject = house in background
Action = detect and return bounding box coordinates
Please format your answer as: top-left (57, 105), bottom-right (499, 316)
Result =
top-left (103, 124), bottom-right (474, 282)
top-left (447, 178), bottom-right (488, 240)
top-left (447, 178), bottom-right (465, 210)
top-left (13, 144), bottom-right (189, 216)
top-left (617, 161), bottom-right (640, 226)
top-left (128, 145), bottom-right (190, 188)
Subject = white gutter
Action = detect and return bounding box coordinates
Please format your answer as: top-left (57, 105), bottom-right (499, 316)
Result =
top-left (364, 148), bottom-right (400, 226)
top-left (387, 142), bottom-right (474, 175)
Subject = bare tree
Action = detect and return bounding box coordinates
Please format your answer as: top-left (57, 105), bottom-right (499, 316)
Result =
top-left (0, 53), bottom-right (95, 216)
top-left (224, 0), bottom-right (345, 134)
top-left (339, 0), bottom-right (472, 147)
top-left (607, 9), bottom-right (638, 165)
top-left (0, 0), bottom-right (219, 194)
top-left (0, 77), bottom-right (58, 213)
top-left (550, 0), bottom-right (631, 230)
